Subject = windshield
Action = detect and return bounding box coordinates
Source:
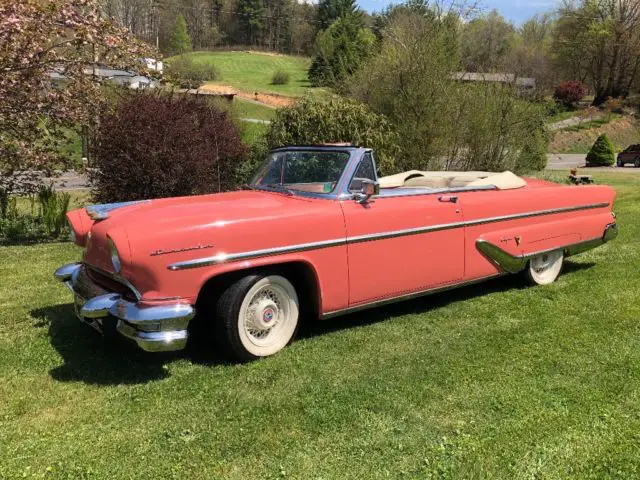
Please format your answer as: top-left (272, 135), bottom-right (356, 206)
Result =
top-left (251, 150), bottom-right (350, 194)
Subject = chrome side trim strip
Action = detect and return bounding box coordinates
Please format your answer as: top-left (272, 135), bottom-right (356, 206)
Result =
top-left (321, 274), bottom-right (503, 319)
top-left (167, 202), bottom-right (610, 271)
top-left (463, 202), bottom-right (609, 227)
top-left (168, 238), bottom-right (348, 271)
top-left (476, 222), bottom-right (617, 274)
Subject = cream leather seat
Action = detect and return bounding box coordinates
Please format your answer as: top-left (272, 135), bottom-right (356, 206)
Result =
top-left (378, 170), bottom-right (526, 190)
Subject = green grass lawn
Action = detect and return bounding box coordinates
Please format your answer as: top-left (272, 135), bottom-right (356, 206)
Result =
top-left (239, 120), bottom-right (270, 146)
top-left (168, 51), bottom-right (319, 97)
top-left (558, 114), bottom-right (619, 133)
top-left (232, 98), bottom-right (276, 121)
top-left (547, 108), bottom-right (587, 124)
top-left (2, 174), bottom-right (640, 478)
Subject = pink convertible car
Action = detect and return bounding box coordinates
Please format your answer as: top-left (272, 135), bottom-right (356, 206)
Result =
top-left (55, 145), bottom-right (617, 360)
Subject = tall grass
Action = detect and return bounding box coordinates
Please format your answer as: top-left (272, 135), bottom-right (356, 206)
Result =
top-left (0, 184), bottom-right (71, 243)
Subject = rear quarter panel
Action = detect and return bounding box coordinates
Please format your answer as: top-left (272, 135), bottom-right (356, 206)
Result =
top-left (459, 181), bottom-right (616, 279)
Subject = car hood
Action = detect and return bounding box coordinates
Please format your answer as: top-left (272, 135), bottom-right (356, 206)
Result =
top-left (78, 190), bottom-right (322, 273)
top-left (91, 190), bottom-right (316, 230)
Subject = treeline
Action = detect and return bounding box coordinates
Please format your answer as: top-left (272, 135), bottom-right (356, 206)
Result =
top-left (309, 0), bottom-right (640, 102)
top-left (101, 0), bottom-right (319, 55)
top-left (104, 0), bottom-right (640, 103)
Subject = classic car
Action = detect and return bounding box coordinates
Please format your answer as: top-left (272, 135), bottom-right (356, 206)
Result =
top-left (55, 145), bottom-right (618, 360)
top-left (617, 144), bottom-right (640, 167)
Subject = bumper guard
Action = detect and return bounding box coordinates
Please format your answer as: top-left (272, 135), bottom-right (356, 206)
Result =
top-left (54, 263), bottom-right (194, 352)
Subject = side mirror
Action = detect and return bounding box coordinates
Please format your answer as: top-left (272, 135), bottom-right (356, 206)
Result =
top-left (355, 179), bottom-right (380, 204)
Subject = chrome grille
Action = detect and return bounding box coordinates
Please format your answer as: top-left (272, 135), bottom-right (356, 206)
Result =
top-left (81, 265), bottom-right (138, 301)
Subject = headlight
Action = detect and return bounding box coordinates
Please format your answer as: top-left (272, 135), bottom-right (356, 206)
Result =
top-left (108, 237), bottom-right (121, 273)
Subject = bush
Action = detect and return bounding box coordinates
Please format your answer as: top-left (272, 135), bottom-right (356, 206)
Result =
top-left (165, 56), bottom-right (219, 89)
top-left (263, 96), bottom-right (400, 174)
top-left (90, 92), bottom-right (249, 202)
top-left (271, 70), bottom-right (290, 85)
top-left (553, 81), bottom-right (586, 109)
top-left (37, 184), bottom-right (70, 237)
top-left (0, 185), bottom-right (70, 244)
top-left (586, 134), bottom-right (615, 166)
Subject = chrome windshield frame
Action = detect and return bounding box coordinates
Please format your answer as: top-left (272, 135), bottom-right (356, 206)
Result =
top-left (249, 146), bottom-right (370, 200)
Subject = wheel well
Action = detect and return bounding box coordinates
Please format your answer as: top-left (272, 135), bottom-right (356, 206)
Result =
top-left (195, 261), bottom-right (322, 320)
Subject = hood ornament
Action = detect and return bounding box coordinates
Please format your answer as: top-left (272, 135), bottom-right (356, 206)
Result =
top-left (86, 200), bottom-right (150, 221)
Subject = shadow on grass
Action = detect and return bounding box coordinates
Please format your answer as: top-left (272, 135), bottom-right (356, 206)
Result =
top-left (299, 260), bottom-right (596, 340)
top-left (32, 303), bottom-right (234, 384)
top-left (31, 304), bottom-right (180, 385)
top-left (32, 260), bottom-right (595, 380)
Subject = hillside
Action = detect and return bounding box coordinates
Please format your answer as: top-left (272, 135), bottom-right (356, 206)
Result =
top-left (550, 116), bottom-right (640, 153)
top-left (167, 50), bottom-right (321, 97)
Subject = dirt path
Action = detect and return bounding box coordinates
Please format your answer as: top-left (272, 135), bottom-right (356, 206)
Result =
top-left (548, 113), bottom-right (605, 131)
top-left (199, 84), bottom-right (294, 108)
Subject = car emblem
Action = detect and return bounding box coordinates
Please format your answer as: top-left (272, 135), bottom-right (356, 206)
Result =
top-left (150, 244), bottom-right (214, 256)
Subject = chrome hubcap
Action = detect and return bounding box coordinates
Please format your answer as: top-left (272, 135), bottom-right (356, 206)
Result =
top-left (244, 287), bottom-right (283, 340)
top-left (529, 250), bottom-right (563, 285)
top-left (532, 253), bottom-right (555, 273)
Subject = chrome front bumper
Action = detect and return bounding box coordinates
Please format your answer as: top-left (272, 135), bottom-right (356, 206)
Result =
top-left (54, 263), bottom-right (194, 352)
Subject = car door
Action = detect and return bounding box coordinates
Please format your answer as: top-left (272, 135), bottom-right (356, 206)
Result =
top-left (340, 153), bottom-right (465, 306)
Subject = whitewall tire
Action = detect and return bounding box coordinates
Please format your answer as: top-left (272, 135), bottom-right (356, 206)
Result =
top-left (525, 250), bottom-right (564, 285)
top-left (216, 274), bottom-right (299, 361)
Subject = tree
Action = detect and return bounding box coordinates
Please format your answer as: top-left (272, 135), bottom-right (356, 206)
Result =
top-left (317, 0), bottom-right (361, 30)
top-left (554, 0), bottom-right (640, 105)
top-left (289, 2), bottom-right (317, 55)
top-left (351, 7), bottom-right (549, 173)
top-left (586, 134), bottom-right (616, 166)
top-left (264, 0), bottom-right (292, 51)
top-left (309, 14), bottom-right (375, 89)
top-left (460, 10), bottom-right (516, 73)
top-left (0, 0), bottom-right (154, 195)
top-left (237, 0), bottom-right (265, 45)
top-left (507, 14), bottom-right (557, 91)
top-left (167, 14), bottom-right (192, 55)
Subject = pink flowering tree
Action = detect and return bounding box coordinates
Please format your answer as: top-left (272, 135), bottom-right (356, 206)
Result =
top-left (0, 0), bottom-right (156, 194)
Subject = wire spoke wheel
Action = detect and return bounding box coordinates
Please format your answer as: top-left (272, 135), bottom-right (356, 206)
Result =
top-left (527, 250), bottom-right (564, 285)
top-left (237, 275), bottom-right (299, 357)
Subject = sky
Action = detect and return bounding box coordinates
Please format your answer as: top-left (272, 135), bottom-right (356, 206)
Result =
top-left (357, 0), bottom-right (560, 24)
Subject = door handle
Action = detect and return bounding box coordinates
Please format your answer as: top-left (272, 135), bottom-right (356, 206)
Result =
top-left (438, 195), bottom-right (458, 203)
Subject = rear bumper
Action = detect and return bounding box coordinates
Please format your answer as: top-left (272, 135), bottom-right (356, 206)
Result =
top-left (54, 263), bottom-right (194, 352)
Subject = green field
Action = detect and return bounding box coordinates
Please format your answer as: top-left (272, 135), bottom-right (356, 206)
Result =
top-left (233, 98), bottom-right (276, 121)
top-left (169, 51), bottom-right (318, 96)
top-left (2, 174), bottom-right (640, 478)
top-left (546, 108), bottom-right (587, 124)
top-left (224, 98), bottom-right (273, 145)
top-left (239, 120), bottom-right (270, 146)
